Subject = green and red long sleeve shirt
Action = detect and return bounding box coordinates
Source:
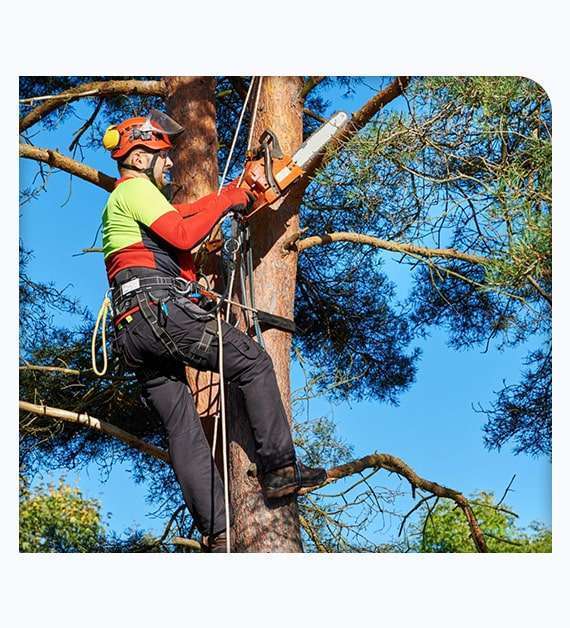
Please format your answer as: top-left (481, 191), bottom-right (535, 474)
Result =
top-left (102, 177), bottom-right (249, 284)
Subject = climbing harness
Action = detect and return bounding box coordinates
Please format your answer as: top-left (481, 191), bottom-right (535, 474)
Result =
top-left (108, 275), bottom-right (295, 338)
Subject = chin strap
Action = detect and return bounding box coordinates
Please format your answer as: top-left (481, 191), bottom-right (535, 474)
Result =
top-left (119, 154), bottom-right (180, 201)
top-left (119, 152), bottom-right (161, 188)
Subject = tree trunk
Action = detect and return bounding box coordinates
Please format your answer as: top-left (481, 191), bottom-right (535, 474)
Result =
top-left (165, 76), bottom-right (219, 200)
top-left (229, 77), bottom-right (305, 552)
top-left (166, 76), bottom-right (305, 553)
top-left (164, 77), bottom-right (224, 476)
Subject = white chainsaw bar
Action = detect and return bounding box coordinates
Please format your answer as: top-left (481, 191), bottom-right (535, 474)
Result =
top-left (274, 111), bottom-right (350, 184)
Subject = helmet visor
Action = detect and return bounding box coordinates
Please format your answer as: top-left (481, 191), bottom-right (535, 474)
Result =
top-left (145, 109), bottom-right (185, 137)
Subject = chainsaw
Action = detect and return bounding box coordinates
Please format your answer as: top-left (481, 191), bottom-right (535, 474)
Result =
top-left (238, 111), bottom-right (349, 219)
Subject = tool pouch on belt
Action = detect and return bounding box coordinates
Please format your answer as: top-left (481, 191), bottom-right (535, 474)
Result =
top-left (187, 319), bottom-right (218, 370)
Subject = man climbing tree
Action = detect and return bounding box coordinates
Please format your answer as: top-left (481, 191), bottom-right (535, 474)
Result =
top-left (99, 107), bottom-right (326, 552)
top-left (19, 76), bottom-right (551, 553)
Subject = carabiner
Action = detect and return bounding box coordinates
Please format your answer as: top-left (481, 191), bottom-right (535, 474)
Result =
top-left (174, 277), bottom-right (192, 295)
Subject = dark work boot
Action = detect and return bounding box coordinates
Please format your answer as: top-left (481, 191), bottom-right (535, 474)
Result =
top-left (262, 461), bottom-right (328, 499)
top-left (201, 530), bottom-right (228, 553)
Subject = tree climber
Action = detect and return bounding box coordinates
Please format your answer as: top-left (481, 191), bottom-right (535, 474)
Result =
top-left (101, 110), bottom-right (326, 552)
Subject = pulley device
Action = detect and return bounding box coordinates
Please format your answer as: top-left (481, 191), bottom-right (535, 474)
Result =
top-left (238, 111), bottom-right (350, 218)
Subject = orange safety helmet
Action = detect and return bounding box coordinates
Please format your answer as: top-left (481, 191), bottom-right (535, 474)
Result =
top-left (103, 109), bottom-right (185, 160)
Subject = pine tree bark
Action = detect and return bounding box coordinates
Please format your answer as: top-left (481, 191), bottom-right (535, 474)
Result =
top-left (229, 77), bottom-right (305, 552)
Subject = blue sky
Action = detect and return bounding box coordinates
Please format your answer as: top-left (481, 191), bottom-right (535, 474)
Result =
top-left (19, 77), bottom-right (551, 544)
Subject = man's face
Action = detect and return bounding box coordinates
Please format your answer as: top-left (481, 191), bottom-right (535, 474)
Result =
top-left (129, 149), bottom-right (173, 190)
top-left (150, 150), bottom-right (173, 190)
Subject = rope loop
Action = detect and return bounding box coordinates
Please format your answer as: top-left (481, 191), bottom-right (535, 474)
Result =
top-left (91, 292), bottom-right (112, 377)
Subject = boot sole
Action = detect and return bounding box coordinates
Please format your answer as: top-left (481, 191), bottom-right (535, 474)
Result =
top-left (264, 482), bottom-right (300, 499)
top-left (265, 477), bottom-right (327, 499)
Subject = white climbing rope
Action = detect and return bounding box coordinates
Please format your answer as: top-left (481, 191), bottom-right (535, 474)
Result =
top-left (216, 76), bottom-right (258, 321)
top-left (218, 77), bottom-right (257, 194)
top-left (216, 306), bottom-right (231, 553)
top-left (247, 76), bottom-right (264, 151)
top-left (222, 76), bottom-right (264, 322)
top-left (91, 293), bottom-right (112, 376)
top-left (209, 77), bottom-right (266, 552)
top-left (237, 76), bottom-right (263, 187)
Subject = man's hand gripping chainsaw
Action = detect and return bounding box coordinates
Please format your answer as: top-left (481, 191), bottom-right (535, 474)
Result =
top-left (237, 111), bottom-right (350, 219)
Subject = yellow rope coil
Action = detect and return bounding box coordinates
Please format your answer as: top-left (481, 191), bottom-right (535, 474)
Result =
top-left (91, 295), bottom-right (112, 377)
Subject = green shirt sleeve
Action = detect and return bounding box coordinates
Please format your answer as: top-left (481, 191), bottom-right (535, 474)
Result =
top-left (118, 178), bottom-right (175, 226)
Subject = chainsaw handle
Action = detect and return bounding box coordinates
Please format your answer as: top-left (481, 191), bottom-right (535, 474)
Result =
top-left (262, 141), bottom-right (281, 197)
top-left (259, 129), bottom-right (284, 158)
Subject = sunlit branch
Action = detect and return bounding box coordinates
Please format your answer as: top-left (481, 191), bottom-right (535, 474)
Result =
top-left (171, 537), bottom-right (201, 551)
top-left (300, 452), bottom-right (488, 552)
top-left (19, 144), bottom-right (115, 192)
top-left (19, 401), bottom-right (170, 463)
top-left (286, 230), bottom-right (489, 265)
top-left (304, 76), bottom-right (411, 178)
top-left (19, 365), bottom-right (81, 376)
top-left (20, 79), bottom-right (166, 132)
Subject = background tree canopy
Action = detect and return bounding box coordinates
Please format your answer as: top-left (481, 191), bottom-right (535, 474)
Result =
top-left (296, 77), bottom-right (551, 455)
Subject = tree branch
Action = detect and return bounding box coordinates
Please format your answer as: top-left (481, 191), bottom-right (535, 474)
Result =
top-left (300, 452), bottom-right (488, 552)
top-left (482, 531), bottom-right (523, 547)
top-left (304, 76), bottom-right (411, 178)
top-left (299, 513), bottom-right (329, 552)
top-left (283, 230), bottom-right (489, 266)
top-left (227, 76), bottom-right (248, 100)
top-left (301, 76), bottom-right (326, 99)
top-left (303, 108), bottom-right (328, 124)
top-left (171, 536), bottom-right (202, 551)
top-left (19, 398), bottom-right (487, 550)
top-left (19, 365), bottom-right (81, 376)
top-left (69, 98), bottom-right (104, 152)
top-left (20, 79), bottom-right (166, 133)
top-left (19, 143), bottom-right (116, 192)
top-left (526, 275), bottom-right (552, 306)
top-left (19, 401), bottom-right (170, 464)
top-left (157, 504), bottom-right (186, 545)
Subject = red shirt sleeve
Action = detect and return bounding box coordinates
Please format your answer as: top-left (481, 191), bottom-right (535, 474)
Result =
top-left (148, 186), bottom-right (250, 251)
top-left (173, 186), bottom-right (249, 218)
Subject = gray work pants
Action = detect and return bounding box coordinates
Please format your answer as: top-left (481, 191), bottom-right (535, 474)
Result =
top-left (114, 294), bottom-right (296, 536)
